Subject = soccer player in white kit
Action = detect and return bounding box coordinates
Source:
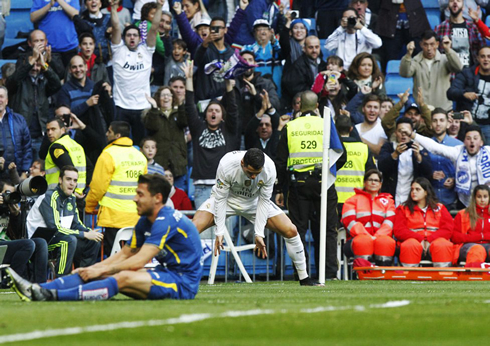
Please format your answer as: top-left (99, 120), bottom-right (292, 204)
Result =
top-left (193, 148), bottom-right (320, 285)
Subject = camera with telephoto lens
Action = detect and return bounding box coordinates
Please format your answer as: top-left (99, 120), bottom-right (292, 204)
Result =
top-left (1, 190), bottom-right (21, 205)
top-left (1, 176), bottom-right (47, 206)
top-left (347, 17), bottom-right (357, 28)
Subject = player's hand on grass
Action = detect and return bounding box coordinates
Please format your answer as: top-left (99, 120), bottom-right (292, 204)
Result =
top-left (214, 235), bottom-right (224, 256)
top-left (254, 236), bottom-right (268, 259)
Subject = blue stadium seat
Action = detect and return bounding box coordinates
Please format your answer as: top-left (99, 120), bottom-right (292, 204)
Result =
top-left (386, 60), bottom-right (401, 77)
top-left (320, 38), bottom-right (333, 62)
top-left (11, 0), bottom-right (32, 10)
top-left (5, 15), bottom-right (34, 39)
top-left (123, 0), bottom-right (134, 9)
top-left (426, 11), bottom-right (441, 30)
top-left (421, 0), bottom-right (440, 9)
top-left (385, 76), bottom-right (412, 98)
top-left (2, 38), bottom-right (25, 49)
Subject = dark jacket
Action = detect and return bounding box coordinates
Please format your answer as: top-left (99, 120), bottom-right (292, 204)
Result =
top-left (0, 107), bottom-right (32, 173)
top-left (143, 105), bottom-right (188, 177)
top-left (235, 0), bottom-right (281, 46)
top-left (447, 65), bottom-right (480, 113)
top-left (282, 54), bottom-right (327, 108)
top-left (194, 42), bottom-right (234, 102)
top-left (244, 110), bottom-right (280, 160)
top-left (377, 141), bottom-right (432, 198)
top-left (375, 0), bottom-right (430, 39)
top-left (81, 10), bottom-right (111, 62)
top-left (235, 72), bottom-right (280, 132)
top-left (56, 78), bottom-right (95, 117)
top-left (6, 63), bottom-right (61, 133)
top-left (185, 90), bottom-right (239, 181)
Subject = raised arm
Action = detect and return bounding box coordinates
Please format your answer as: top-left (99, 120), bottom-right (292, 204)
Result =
top-left (110, 0), bottom-right (121, 45)
top-left (31, 0), bottom-right (54, 23)
top-left (57, 0), bottom-right (79, 19)
top-left (146, 0), bottom-right (165, 48)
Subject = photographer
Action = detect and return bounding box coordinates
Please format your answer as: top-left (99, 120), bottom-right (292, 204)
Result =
top-left (0, 181), bottom-right (48, 284)
top-left (325, 7), bottom-right (382, 69)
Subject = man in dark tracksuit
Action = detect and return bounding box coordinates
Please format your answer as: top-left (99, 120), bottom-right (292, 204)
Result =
top-left (26, 166), bottom-right (103, 276)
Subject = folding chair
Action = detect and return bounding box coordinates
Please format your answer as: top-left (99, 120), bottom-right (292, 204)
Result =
top-left (110, 227), bottom-right (134, 257)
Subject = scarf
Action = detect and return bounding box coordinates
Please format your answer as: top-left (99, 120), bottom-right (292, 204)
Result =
top-left (456, 146), bottom-right (490, 195)
top-left (139, 20), bottom-right (149, 45)
top-left (289, 38), bottom-right (303, 64)
top-left (80, 52), bottom-right (97, 78)
top-left (106, 5), bottom-right (123, 12)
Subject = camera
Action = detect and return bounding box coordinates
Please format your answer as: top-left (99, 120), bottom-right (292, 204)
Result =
top-left (405, 141), bottom-right (414, 149)
top-left (1, 190), bottom-right (21, 205)
top-left (62, 113), bottom-right (72, 128)
top-left (347, 17), bottom-right (357, 28)
top-left (290, 10), bottom-right (299, 20)
top-left (452, 112), bottom-right (464, 120)
top-left (1, 177), bottom-right (48, 206)
top-left (210, 26), bottom-right (221, 34)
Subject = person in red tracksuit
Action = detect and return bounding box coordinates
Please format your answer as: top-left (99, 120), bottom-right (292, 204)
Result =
top-left (341, 169), bottom-right (396, 266)
top-left (452, 184), bottom-right (490, 265)
top-left (393, 177), bottom-right (454, 267)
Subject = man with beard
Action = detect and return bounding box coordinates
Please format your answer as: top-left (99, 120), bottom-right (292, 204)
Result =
top-left (428, 108), bottom-right (463, 210)
top-left (400, 30), bottom-right (462, 110)
top-left (236, 51), bottom-right (280, 133)
top-left (85, 121), bottom-right (147, 256)
top-left (436, 0), bottom-right (485, 68)
top-left (194, 16), bottom-right (234, 102)
top-left (354, 94), bottom-right (387, 158)
top-left (9, 174), bottom-right (203, 301)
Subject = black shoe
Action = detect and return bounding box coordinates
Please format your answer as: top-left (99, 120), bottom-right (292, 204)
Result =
top-left (32, 284), bottom-right (57, 301)
top-left (299, 277), bottom-right (325, 286)
top-left (6, 268), bottom-right (33, 302)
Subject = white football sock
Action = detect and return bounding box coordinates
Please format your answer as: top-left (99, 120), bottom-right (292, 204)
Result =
top-left (285, 234), bottom-right (308, 280)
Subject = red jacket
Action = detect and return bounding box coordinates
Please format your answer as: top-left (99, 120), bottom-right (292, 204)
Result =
top-left (341, 189), bottom-right (396, 240)
top-left (170, 187), bottom-right (193, 212)
top-left (393, 203), bottom-right (453, 243)
top-left (452, 208), bottom-right (490, 244)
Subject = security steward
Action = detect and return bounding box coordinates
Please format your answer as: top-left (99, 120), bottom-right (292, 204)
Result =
top-left (44, 118), bottom-right (87, 194)
top-left (335, 115), bottom-right (376, 220)
top-left (86, 121), bottom-right (147, 255)
top-left (275, 91), bottom-right (346, 280)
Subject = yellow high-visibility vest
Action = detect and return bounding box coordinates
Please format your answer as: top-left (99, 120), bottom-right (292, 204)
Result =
top-left (45, 135), bottom-right (86, 194)
top-left (99, 144), bottom-right (147, 213)
top-left (336, 141), bottom-right (370, 203)
top-left (286, 116), bottom-right (324, 173)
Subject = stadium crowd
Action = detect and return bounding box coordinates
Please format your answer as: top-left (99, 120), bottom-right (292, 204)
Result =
top-left (3, 0), bottom-right (490, 291)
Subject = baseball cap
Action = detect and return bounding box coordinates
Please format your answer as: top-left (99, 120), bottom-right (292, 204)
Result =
top-left (253, 19), bottom-right (271, 29)
top-left (195, 18), bottom-right (211, 29)
top-left (405, 103), bottom-right (420, 114)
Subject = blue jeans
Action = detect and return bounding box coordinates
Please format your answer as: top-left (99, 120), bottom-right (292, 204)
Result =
top-left (31, 137), bottom-right (44, 160)
top-left (479, 124), bottom-right (490, 146)
top-left (193, 184), bottom-right (213, 210)
top-left (1, 238), bottom-right (48, 283)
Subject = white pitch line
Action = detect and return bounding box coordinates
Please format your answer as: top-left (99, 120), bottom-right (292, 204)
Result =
top-left (0, 301), bottom-right (409, 344)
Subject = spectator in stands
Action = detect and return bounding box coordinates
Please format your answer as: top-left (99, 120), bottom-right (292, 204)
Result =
top-left (81, 0), bottom-right (111, 63)
top-left (181, 0), bottom-right (210, 31)
top-left (325, 7), bottom-right (382, 70)
top-left (143, 86), bottom-right (188, 190)
top-left (429, 108), bottom-right (463, 210)
top-left (381, 88), bottom-right (433, 140)
top-left (447, 46), bottom-right (490, 143)
top-left (341, 169), bottom-right (396, 266)
top-left (0, 87), bottom-right (32, 181)
top-left (312, 70), bottom-right (354, 120)
top-left (468, 5), bottom-right (490, 39)
top-left (300, 0), bottom-right (349, 39)
top-left (235, 0), bottom-right (282, 46)
top-left (6, 45), bottom-right (61, 159)
top-left (76, 32), bottom-right (110, 84)
top-left (0, 63), bottom-right (14, 87)
top-left (0, 0), bottom-right (9, 59)
top-left (163, 39), bottom-right (188, 86)
top-left (346, 52), bottom-right (384, 93)
top-left (136, 2), bottom-right (166, 58)
top-left (336, 115), bottom-right (376, 208)
top-left (452, 184), bottom-right (490, 265)
top-left (375, 0), bottom-right (430, 65)
top-left (354, 94), bottom-right (387, 157)
top-left (183, 61), bottom-right (239, 209)
top-left (242, 19), bottom-right (282, 97)
top-left (110, 0), bottom-right (163, 146)
top-left (378, 117), bottom-right (432, 206)
top-left (404, 124), bottom-right (490, 207)
top-left (29, 159), bottom-right (46, 178)
top-left (140, 137), bottom-right (165, 175)
top-left (279, 16), bottom-right (309, 73)
top-left (173, 0), bottom-right (247, 58)
top-left (236, 51), bottom-right (280, 133)
top-left (316, 55), bottom-right (359, 101)
top-left (152, 10), bottom-right (174, 88)
top-left (379, 95), bottom-right (394, 120)
top-left (435, 0), bottom-right (485, 68)
top-left (440, 0), bottom-right (486, 22)
top-left (400, 30), bottom-right (462, 111)
top-left (350, 0), bottom-right (377, 30)
top-left (101, 0), bottom-right (131, 29)
top-left (133, 0), bottom-right (170, 21)
top-left (282, 36), bottom-right (326, 111)
top-left (169, 76), bottom-right (186, 105)
top-left (244, 90), bottom-right (280, 160)
top-left (393, 177), bottom-right (454, 267)
top-left (31, 0), bottom-right (80, 67)
top-left (194, 16), bottom-right (234, 102)
top-left (164, 169), bottom-right (193, 211)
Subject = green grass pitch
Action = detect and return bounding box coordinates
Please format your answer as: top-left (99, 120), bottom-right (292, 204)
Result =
top-left (1, 280), bottom-right (490, 345)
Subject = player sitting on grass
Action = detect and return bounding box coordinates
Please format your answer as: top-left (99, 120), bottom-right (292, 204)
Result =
top-left (192, 148), bottom-right (321, 286)
top-left (7, 174), bottom-right (203, 301)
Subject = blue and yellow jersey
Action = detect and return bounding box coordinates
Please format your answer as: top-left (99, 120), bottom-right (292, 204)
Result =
top-left (131, 206), bottom-right (203, 277)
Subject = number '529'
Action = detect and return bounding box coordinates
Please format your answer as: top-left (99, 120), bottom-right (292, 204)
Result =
top-left (300, 140), bottom-right (317, 149)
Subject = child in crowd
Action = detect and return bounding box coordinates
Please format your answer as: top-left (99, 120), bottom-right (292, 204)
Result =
top-left (164, 169), bottom-right (193, 212)
top-left (164, 39), bottom-right (188, 85)
top-left (140, 137), bottom-right (165, 175)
